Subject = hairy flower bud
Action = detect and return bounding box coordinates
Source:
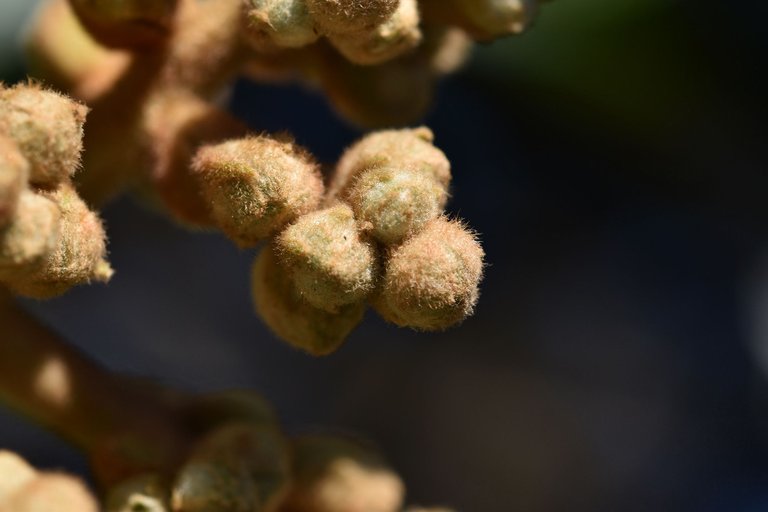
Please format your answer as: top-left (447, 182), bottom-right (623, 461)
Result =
top-left (330, 128), bottom-right (450, 200)
top-left (0, 190), bottom-right (60, 280)
top-left (0, 135), bottom-right (29, 227)
top-left (0, 451), bottom-right (37, 503)
top-left (329, 0), bottom-right (421, 65)
top-left (345, 165), bottom-right (447, 246)
top-left (0, 84), bottom-right (86, 188)
top-left (276, 203), bottom-right (378, 311)
top-left (193, 136), bottom-right (324, 247)
top-left (307, 0), bottom-right (398, 35)
top-left (0, 474), bottom-right (98, 512)
top-left (252, 246), bottom-right (365, 355)
top-left (243, 0), bottom-right (319, 50)
top-left (373, 218), bottom-right (484, 330)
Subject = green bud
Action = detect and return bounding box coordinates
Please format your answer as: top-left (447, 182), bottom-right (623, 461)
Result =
top-left (243, 0), bottom-right (319, 50)
top-left (0, 135), bottom-right (29, 227)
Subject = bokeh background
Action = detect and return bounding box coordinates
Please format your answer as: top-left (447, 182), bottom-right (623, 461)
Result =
top-left (2, 1), bottom-right (768, 511)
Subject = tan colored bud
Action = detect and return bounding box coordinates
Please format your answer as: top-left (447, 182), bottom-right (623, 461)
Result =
top-left (0, 135), bottom-right (29, 227)
top-left (106, 474), bottom-right (169, 512)
top-left (0, 451), bottom-right (37, 503)
top-left (344, 165), bottom-right (447, 246)
top-left (172, 422), bottom-right (289, 512)
top-left (280, 436), bottom-right (404, 512)
top-left (0, 190), bottom-right (60, 280)
top-left (424, 27), bottom-right (473, 76)
top-left (193, 136), bottom-right (324, 247)
top-left (307, 0), bottom-right (398, 35)
top-left (0, 83), bottom-right (87, 188)
top-left (5, 185), bottom-right (112, 299)
top-left (330, 128), bottom-right (450, 200)
top-left (373, 218), bottom-right (484, 330)
top-left (243, 0), bottom-right (319, 50)
top-left (252, 246), bottom-right (365, 355)
top-left (0, 473), bottom-right (98, 512)
top-left (329, 0), bottom-right (421, 65)
top-left (276, 203), bottom-right (378, 312)
top-left (421, 0), bottom-right (538, 41)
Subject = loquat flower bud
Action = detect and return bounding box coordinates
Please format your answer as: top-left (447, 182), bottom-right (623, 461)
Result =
top-left (0, 473), bottom-right (98, 512)
top-left (421, 0), bottom-right (538, 41)
top-left (172, 422), bottom-right (289, 512)
top-left (328, 0), bottom-right (421, 65)
top-left (276, 203), bottom-right (378, 312)
top-left (330, 127), bottom-right (450, 200)
top-left (0, 83), bottom-right (87, 189)
top-left (344, 165), bottom-right (447, 246)
top-left (106, 474), bottom-right (169, 512)
top-left (373, 218), bottom-right (484, 330)
top-left (242, 0), bottom-right (320, 50)
top-left (252, 246), bottom-right (365, 355)
top-left (0, 190), bottom-right (60, 280)
top-left (0, 451), bottom-right (37, 503)
top-left (193, 135), bottom-right (324, 247)
top-left (0, 135), bottom-right (29, 227)
top-left (306, 0), bottom-right (398, 35)
top-left (5, 185), bottom-right (112, 299)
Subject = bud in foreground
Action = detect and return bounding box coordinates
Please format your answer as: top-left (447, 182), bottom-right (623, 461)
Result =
top-left (0, 474), bottom-right (98, 512)
top-left (0, 451), bottom-right (37, 503)
top-left (307, 0), bottom-right (398, 35)
top-left (252, 247), bottom-right (365, 355)
top-left (276, 203), bottom-right (378, 312)
top-left (193, 136), bottom-right (324, 247)
top-left (0, 83), bottom-right (87, 188)
top-left (0, 190), bottom-right (60, 280)
top-left (242, 0), bottom-right (319, 50)
top-left (374, 218), bottom-right (484, 330)
top-left (0, 135), bottom-right (29, 227)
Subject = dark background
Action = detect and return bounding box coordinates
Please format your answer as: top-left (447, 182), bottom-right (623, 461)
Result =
top-left (2, 0), bottom-right (768, 510)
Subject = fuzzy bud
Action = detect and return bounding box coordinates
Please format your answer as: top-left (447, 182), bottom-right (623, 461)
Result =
top-left (373, 218), bottom-right (484, 330)
top-left (330, 128), bottom-right (450, 200)
top-left (307, 0), bottom-right (398, 35)
top-left (0, 135), bottom-right (29, 227)
top-left (242, 0), bottom-right (319, 50)
top-left (252, 246), bottom-right (365, 355)
top-left (0, 83), bottom-right (86, 188)
top-left (0, 190), bottom-right (60, 280)
top-left (329, 0), bottom-right (421, 65)
top-left (193, 136), bottom-right (324, 247)
top-left (345, 165), bottom-right (447, 246)
top-left (276, 203), bottom-right (378, 312)
top-left (0, 474), bottom-right (98, 512)
top-left (5, 185), bottom-right (112, 299)
top-left (0, 451), bottom-right (37, 503)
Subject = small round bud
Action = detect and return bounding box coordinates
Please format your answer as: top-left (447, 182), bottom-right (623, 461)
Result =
top-left (0, 451), bottom-right (37, 503)
top-left (373, 218), bottom-right (484, 330)
top-left (276, 203), bottom-right (378, 312)
top-left (243, 0), bottom-right (319, 50)
top-left (193, 136), bottom-right (324, 247)
top-left (0, 474), bottom-right (98, 512)
top-left (330, 128), bottom-right (450, 200)
top-left (329, 0), bottom-right (421, 65)
top-left (0, 190), bottom-right (60, 280)
top-left (345, 165), bottom-right (447, 246)
top-left (0, 135), bottom-right (29, 227)
top-left (106, 474), bottom-right (169, 512)
top-left (307, 0), bottom-right (398, 35)
top-left (5, 185), bottom-right (112, 299)
top-left (421, 0), bottom-right (538, 40)
top-left (0, 84), bottom-right (87, 188)
top-left (252, 246), bottom-right (365, 355)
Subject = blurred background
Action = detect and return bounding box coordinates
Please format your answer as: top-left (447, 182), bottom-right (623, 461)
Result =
top-left (2, 0), bottom-right (768, 511)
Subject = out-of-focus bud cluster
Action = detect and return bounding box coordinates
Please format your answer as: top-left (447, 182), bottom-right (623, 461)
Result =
top-left (0, 83), bottom-right (112, 299)
top-left (0, 450), bottom-right (99, 512)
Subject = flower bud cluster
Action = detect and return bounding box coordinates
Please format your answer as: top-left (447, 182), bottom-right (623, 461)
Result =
top-left (0, 83), bottom-right (112, 298)
top-left (0, 450), bottom-right (98, 512)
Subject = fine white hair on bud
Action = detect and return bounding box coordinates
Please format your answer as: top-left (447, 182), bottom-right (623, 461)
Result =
top-left (0, 83), bottom-right (87, 189)
top-left (0, 135), bottom-right (29, 227)
top-left (373, 218), bottom-right (484, 330)
top-left (344, 165), bottom-right (447, 246)
top-left (252, 246), bottom-right (366, 355)
top-left (306, 0), bottom-right (399, 35)
top-left (276, 203), bottom-right (379, 312)
top-left (193, 135), bottom-right (324, 247)
top-left (243, 0), bottom-right (320, 49)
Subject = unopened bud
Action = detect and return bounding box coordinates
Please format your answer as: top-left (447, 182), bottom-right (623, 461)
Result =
top-left (193, 136), bottom-right (324, 247)
top-left (106, 474), bottom-right (169, 512)
top-left (307, 0), bottom-right (398, 35)
top-left (0, 473), bottom-right (98, 512)
top-left (0, 451), bottom-right (37, 503)
top-left (252, 246), bottom-right (365, 355)
top-left (345, 165), bottom-right (447, 246)
top-left (421, 0), bottom-right (538, 40)
top-left (0, 83), bottom-right (86, 188)
top-left (0, 135), bottom-right (29, 227)
top-left (374, 218), bottom-right (484, 330)
top-left (242, 0), bottom-right (319, 50)
top-left (277, 203), bottom-right (378, 311)
top-left (0, 190), bottom-right (60, 280)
